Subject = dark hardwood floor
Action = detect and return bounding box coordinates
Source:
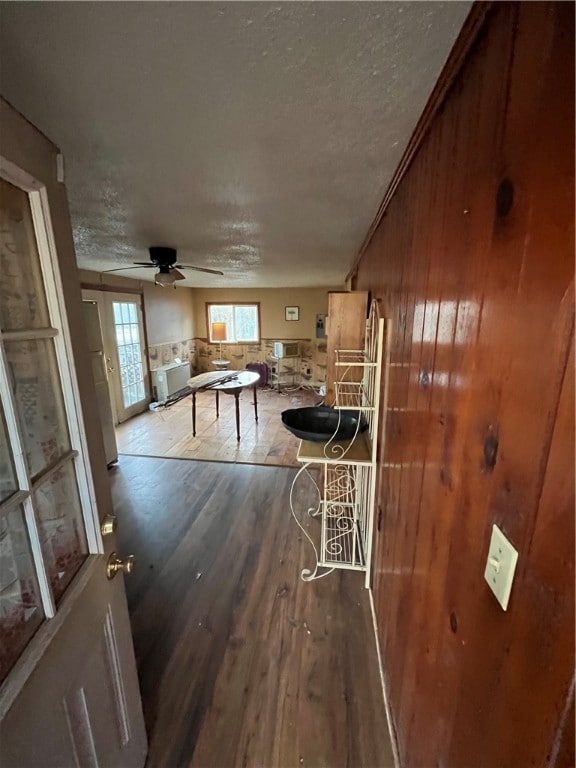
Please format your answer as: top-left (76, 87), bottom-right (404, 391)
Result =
top-left (111, 455), bottom-right (393, 768)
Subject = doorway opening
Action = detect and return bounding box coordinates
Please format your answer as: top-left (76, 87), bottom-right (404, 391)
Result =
top-left (82, 290), bottom-right (149, 425)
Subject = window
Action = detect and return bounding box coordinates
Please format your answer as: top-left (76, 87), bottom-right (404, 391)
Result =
top-left (207, 304), bottom-right (260, 343)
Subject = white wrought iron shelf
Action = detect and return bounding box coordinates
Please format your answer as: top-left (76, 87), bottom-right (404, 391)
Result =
top-left (319, 500), bottom-right (366, 570)
top-left (323, 464), bottom-right (357, 505)
top-left (297, 431), bottom-right (372, 465)
top-left (334, 381), bottom-right (375, 411)
top-left (289, 301), bottom-right (386, 587)
top-left (335, 348), bottom-right (378, 367)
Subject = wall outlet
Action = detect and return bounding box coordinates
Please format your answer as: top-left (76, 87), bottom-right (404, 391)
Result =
top-left (483, 524), bottom-right (519, 610)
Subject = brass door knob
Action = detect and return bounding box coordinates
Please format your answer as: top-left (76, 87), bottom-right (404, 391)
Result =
top-left (100, 514), bottom-right (117, 536)
top-left (107, 552), bottom-right (135, 580)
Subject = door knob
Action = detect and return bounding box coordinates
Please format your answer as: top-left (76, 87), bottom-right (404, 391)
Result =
top-left (107, 552), bottom-right (135, 580)
top-left (100, 514), bottom-right (117, 536)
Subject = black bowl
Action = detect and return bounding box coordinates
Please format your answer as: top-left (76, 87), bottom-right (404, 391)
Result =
top-left (281, 406), bottom-right (367, 442)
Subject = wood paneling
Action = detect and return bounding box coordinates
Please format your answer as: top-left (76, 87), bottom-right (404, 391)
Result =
top-left (111, 456), bottom-right (394, 767)
top-left (354, 3), bottom-right (575, 766)
top-left (325, 291), bottom-right (368, 404)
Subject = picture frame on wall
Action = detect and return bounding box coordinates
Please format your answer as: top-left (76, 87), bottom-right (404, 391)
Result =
top-left (285, 306), bottom-right (299, 321)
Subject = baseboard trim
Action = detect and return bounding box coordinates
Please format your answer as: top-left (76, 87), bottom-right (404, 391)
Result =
top-left (369, 588), bottom-right (401, 768)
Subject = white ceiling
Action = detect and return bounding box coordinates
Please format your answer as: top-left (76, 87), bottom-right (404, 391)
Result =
top-left (0, 1), bottom-right (471, 288)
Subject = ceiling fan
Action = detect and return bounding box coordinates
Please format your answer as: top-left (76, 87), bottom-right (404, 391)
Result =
top-left (103, 247), bottom-right (224, 287)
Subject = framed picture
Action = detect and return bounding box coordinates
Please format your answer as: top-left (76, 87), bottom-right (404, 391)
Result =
top-left (285, 306), bottom-right (299, 321)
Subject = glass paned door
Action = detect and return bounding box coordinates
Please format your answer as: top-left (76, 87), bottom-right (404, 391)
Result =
top-left (4, 338), bottom-right (71, 479)
top-left (0, 176), bottom-right (50, 331)
top-left (112, 302), bottom-right (145, 409)
top-left (0, 504), bottom-right (45, 681)
top-left (33, 462), bottom-right (88, 604)
top-left (0, 175), bottom-right (96, 685)
top-left (82, 291), bottom-right (149, 424)
top-left (0, 102), bottom-right (148, 768)
top-left (0, 404), bottom-right (45, 681)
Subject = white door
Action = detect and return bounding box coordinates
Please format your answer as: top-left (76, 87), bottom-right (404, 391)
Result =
top-left (82, 290), bottom-right (149, 424)
top-left (0, 100), bottom-right (147, 765)
top-left (82, 301), bottom-right (118, 465)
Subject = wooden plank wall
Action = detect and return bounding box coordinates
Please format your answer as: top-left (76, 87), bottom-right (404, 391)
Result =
top-left (353, 3), bottom-right (575, 767)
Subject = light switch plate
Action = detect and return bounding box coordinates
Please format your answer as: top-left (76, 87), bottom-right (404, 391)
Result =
top-left (484, 524), bottom-right (519, 610)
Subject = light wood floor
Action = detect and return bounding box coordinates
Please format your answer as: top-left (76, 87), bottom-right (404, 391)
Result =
top-left (115, 387), bottom-right (319, 467)
top-left (111, 455), bottom-right (394, 768)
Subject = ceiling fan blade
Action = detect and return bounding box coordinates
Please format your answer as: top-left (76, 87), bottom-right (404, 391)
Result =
top-left (133, 262), bottom-right (157, 267)
top-left (101, 266), bottom-right (144, 273)
top-left (175, 264), bottom-right (224, 276)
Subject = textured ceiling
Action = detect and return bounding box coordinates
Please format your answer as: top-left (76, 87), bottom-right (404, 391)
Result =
top-left (0, 2), bottom-right (471, 288)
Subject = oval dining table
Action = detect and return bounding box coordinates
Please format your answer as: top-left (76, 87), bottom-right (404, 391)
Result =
top-left (187, 369), bottom-right (261, 441)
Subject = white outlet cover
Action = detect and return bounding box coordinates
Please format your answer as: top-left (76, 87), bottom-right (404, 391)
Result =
top-left (484, 524), bottom-right (519, 610)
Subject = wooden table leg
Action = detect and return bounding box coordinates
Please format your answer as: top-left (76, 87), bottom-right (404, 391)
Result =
top-left (252, 385), bottom-right (258, 423)
top-left (234, 392), bottom-right (241, 441)
top-left (215, 389), bottom-right (220, 418)
top-left (192, 391), bottom-right (197, 436)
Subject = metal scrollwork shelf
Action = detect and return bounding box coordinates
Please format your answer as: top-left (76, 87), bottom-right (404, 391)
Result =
top-left (290, 300), bottom-right (387, 588)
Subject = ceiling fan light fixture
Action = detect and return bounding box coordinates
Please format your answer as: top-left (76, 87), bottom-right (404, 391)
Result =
top-left (154, 270), bottom-right (177, 288)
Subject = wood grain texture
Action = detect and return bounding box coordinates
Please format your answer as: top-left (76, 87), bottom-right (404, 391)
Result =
top-left (354, 3), bottom-right (574, 766)
top-left (325, 291), bottom-right (368, 405)
top-left (111, 456), bottom-right (393, 768)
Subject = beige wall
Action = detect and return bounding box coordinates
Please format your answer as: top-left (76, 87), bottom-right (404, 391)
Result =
top-left (79, 270), bottom-right (196, 344)
top-left (77, 276), bottom-right (344, 377)
top-left (192, 286), bottom-right (344, 339)
top-left (142, 284), bottom-right (194, 345)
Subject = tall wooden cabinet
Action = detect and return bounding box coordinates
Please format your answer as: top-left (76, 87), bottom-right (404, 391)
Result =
top-left (325, 291), bottom-right (368, 404)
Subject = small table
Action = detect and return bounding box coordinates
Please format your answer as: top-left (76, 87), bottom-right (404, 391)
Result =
top-left (188, 370), bottom-right (260, 441)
